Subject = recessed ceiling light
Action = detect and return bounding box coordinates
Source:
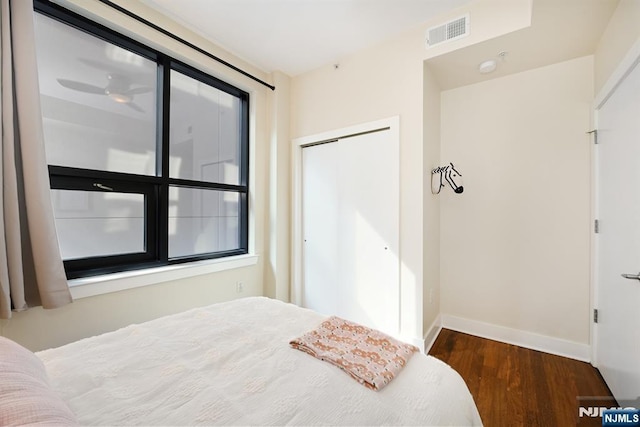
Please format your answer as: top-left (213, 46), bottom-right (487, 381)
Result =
top-left (478, 59), bottom-right (497, 74)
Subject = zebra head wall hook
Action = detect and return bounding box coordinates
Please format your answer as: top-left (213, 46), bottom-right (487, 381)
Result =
top-left (431, 163), bottom-right (464, 194)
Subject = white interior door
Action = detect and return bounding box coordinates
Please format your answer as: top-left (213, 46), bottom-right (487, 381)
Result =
top-left (301, 129), bottom-right (399, 336)
top-left (595, 58), bottom-right (640, 402)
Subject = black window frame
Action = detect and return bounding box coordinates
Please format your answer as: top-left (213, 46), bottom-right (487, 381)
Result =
top-left (35, 0), bottom-right (250, 279)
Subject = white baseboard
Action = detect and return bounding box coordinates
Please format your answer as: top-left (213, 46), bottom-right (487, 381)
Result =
top-left (423, 315), bottom-right (442, 353)
top-left (441, 314), bottom-right (591, 362)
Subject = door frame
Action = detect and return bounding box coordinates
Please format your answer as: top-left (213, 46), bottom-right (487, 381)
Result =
top-left (291, 116), bottom-right (400, 307)
top-left (591, 38), bottom-right (640, 366)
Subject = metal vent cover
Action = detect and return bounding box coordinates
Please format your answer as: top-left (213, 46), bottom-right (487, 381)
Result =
top-left (426, 14), bottom-right (470, 48)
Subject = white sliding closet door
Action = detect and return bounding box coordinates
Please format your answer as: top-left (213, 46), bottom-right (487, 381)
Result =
top-left (302, 129), bottom-right (399, 336)
top-left (302, 142), bottom-right (340, 316)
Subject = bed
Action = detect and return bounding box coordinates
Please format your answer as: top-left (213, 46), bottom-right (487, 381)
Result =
top-left (6, 297), bottom-right (482, 425)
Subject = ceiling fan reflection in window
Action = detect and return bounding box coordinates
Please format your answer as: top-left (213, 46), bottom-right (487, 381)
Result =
top-left (57, 59), bottom-right (153, 112)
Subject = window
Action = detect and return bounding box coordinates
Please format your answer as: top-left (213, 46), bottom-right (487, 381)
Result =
top-left (33, 1), bottom-right (249, 279)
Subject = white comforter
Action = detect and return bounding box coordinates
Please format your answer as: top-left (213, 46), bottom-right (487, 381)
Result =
top-left (37, 297), bottom-right (482, 426)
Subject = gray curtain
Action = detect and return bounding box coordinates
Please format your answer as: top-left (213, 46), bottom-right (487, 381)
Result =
top-left (0, 0), bottom-right (72, 319)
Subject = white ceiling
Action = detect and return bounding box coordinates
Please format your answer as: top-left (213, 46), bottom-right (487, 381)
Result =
top-left (140, 0), bottom-right (472, 76)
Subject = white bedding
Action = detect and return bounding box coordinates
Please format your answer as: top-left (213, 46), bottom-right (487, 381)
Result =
top-left (37, 297), bottom-right (482, 426)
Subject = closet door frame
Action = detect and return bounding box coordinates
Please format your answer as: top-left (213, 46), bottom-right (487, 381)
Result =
top-left (291, 116), bottom-right (400, 309)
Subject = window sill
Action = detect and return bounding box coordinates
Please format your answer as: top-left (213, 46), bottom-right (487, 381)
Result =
top-left (68, 254), bottom-right (259, 300)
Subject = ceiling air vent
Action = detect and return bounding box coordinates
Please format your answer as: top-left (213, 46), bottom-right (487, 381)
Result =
top-left (425, 14), bottom-right (469, 48)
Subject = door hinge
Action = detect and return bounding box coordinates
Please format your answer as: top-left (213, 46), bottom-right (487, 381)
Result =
top-left (594, 219), bottom-right (600, 234)
top-left (587, 129), bottom-right (598, 144)
top-left (594, 308), bottom-right (599, 323)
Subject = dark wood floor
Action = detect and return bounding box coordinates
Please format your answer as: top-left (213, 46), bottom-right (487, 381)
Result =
top-left (428, 329), bottom-right (615, 427)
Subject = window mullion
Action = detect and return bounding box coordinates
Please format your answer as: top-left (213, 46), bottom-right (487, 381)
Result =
top-left (165, 178), bottom-right (247, 193)
top-left (49, 166), bottom-right (162, 184)
top-left (158, 55), bottom-right (171, 262)
top-left (240, 95), bottom-right (250, 252)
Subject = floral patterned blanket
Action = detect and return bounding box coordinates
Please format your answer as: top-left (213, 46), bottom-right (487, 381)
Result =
top-left (290, 316), bottom-right (419, 390)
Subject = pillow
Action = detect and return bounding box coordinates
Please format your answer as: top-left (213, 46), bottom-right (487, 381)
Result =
top-left (0, 336), bottom-right (78, 426)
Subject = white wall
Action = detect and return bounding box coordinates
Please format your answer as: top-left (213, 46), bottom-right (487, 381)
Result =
top-left (0, 0), bottom-right (279, 351)
top-left (439, 56), bottom-right (594, 346)
top-left (0, 265), bottom-right (262, 351)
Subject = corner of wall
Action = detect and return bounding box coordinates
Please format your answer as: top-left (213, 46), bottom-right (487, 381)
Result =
top-left (594, 0), bottom-right (640, 95)
top-left (441, 314), bottom-right (591, 362)
top-left (422, 64), bottom-right (442, 335)
top-left (422, 0), bottom-right (533, 61)
top-left (423, 313), bottom-right (442, 354)
top-left (265, 71), bottom-right (292, 302)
